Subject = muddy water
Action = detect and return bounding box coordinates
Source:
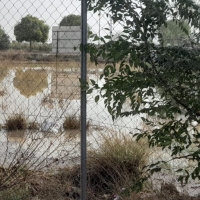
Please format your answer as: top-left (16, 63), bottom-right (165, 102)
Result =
top-left (0, 67), bottom-right (143, 170)
top-left (0, 67), bottom-right (199, 196)
top-left (0, 67), bottom-right (193, 172)
top-left (0, 129), bottom-right (81, 170)
top-left (13, 69), bottom-right (48, 97)
top-left (0, 68), bottom-right (143, 131)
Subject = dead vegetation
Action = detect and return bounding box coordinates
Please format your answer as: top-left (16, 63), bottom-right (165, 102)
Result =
top-left (5, 114), bottom-right (39, 131)
top-left (0, 172), bottom-right (197, 200)
top-left (27, 122), bottom-right (39, 130)
top-left (0, 134), bottom-right (198, 200)
top-left (5, 114), bottom-right (27, 131)
top-left (60, 135), bottom-right (151, 199)
top-left (63, 115), bottom-right (90, 130)
top-left (0, 49), bottom-right (116, 70)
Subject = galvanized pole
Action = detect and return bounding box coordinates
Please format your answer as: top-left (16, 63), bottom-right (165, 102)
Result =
top-left (81, 0), bottom-right (87, 200)
top-left (98, 11), bottom-right (101, 47)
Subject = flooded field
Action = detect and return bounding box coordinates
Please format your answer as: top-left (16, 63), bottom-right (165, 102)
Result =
top-left (0, 65), bottom-right (144, 170)
top-left (0, 64), bottom-right (200, 197)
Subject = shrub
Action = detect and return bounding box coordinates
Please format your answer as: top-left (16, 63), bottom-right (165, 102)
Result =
top-left (66, 134), bottom-right (150, 197)
top-left (5, 114), bottom-right (27, 131)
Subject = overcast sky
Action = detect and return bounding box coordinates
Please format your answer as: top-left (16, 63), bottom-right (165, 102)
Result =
top-left (0, 0), bottom-right (122, 43)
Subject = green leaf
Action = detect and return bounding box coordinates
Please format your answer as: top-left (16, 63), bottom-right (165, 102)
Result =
top-left (95, 95), bottom-right (100, 102)
top-left (104, 35), bottom-right (112, 39)
top-left (90, 79), bottom-right (96, 85)
top-left (87, 88), bottom-right (93, 94)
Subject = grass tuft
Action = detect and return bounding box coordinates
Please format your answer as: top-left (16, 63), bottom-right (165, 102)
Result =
top-left (66, 134), bottom-right (150, 197)
top-left (5, 114), bottom-right (27, 131)
top-left (63, 115), bottom-right (90, 130)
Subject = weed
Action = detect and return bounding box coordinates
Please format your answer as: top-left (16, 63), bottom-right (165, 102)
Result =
top-left (5, 114), bottom-right (27, 131)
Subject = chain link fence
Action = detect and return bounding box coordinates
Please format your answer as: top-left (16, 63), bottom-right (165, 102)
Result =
top-left (0, 0), bottom-right (200, 199)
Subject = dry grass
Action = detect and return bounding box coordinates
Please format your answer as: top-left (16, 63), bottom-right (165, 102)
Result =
top-left (5, 114), bottom-right (27, 131)
top-left (0, 49), bottom-right (111, 70)
top-left (0, 167), bottom-right (198, 200)
top-left (0, 186), bottom-right (31, 200)
top-left (0, 49), bottom-right (99, 68)
top-left (0, 59), bottom-right (107, 70)
top-left (63, 115), bottom-right (90, 130)
top-left (0, 49), bottom-right (142, 72)
top-left (5, 114), bottom-right (38, 131)
top-left (27, 122), bottom-right (39, 130)
top-left (124, 190), bottom-right (198, 200)
top-left (63, 116), bottom-right (81, 130)
top-left (87, 135), bottom-right (150, 194)
top-left (0, 170), bottom-right (73, 200)
top-left (65, 134), bottom-right (150, 199)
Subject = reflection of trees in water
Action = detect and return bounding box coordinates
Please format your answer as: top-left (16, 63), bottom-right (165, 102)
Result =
top-left (7, 130), bottom-right (26, 144)
top-left (13, 69), bottom-right (48, 97)
top-left (0, 66), bottom-right (9, 83)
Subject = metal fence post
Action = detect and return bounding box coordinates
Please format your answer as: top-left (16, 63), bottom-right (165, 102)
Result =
top-left (81, 0), bottom-right (87, 199)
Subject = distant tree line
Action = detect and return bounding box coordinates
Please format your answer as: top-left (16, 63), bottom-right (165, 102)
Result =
top-left (0, 14), bottom-right (94, 51)
top-left (0, 26), bottom-right (10, 50)
top-left (1, 13), bottom-right (192, 52)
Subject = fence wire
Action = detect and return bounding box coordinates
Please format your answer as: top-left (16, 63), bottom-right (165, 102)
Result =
top-left (0, 0), bottom-right (200, 200)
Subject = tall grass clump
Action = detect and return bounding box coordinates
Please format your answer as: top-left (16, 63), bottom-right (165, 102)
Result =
top-left (63, 115), bottom-right (90, 130)
top-left (67, 134), bottom-right (150, 198)
top-left (5, 114), bottom-right (27, 131)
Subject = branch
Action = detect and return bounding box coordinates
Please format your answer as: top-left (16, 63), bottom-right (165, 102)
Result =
top-left (147, 49), bottom-right (200, 123)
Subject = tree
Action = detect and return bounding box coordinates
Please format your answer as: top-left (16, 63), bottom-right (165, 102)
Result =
top-left (0, 26), bottom-right (10, 50)
top-left (14, 15), bottom-right (49, 51)
top-left (60, 14), bottom-right (93, 37)
top-left (86, 0), bottom-right (200, 188)
top-left (159, 20), bottom-right (191, 47)
top-left (60, 14), bottom-right (81, 26)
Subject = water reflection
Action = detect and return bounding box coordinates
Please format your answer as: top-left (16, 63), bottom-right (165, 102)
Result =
top-left (50, 72), bottom-right (80, 100)
top-left (0, 67), bottom-right (144, 169)
top-left (0, 66), bottom-right (9, 83)
top-left (13, 69), bottom-right (48, 97)
top-left (0, 129), bottom-right (82, 169)
top-left (7, 130), bottom-right (26, 144)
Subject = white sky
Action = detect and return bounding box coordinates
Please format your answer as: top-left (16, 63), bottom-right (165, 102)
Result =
top-left (0, 0), bottom-right (122, 43)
